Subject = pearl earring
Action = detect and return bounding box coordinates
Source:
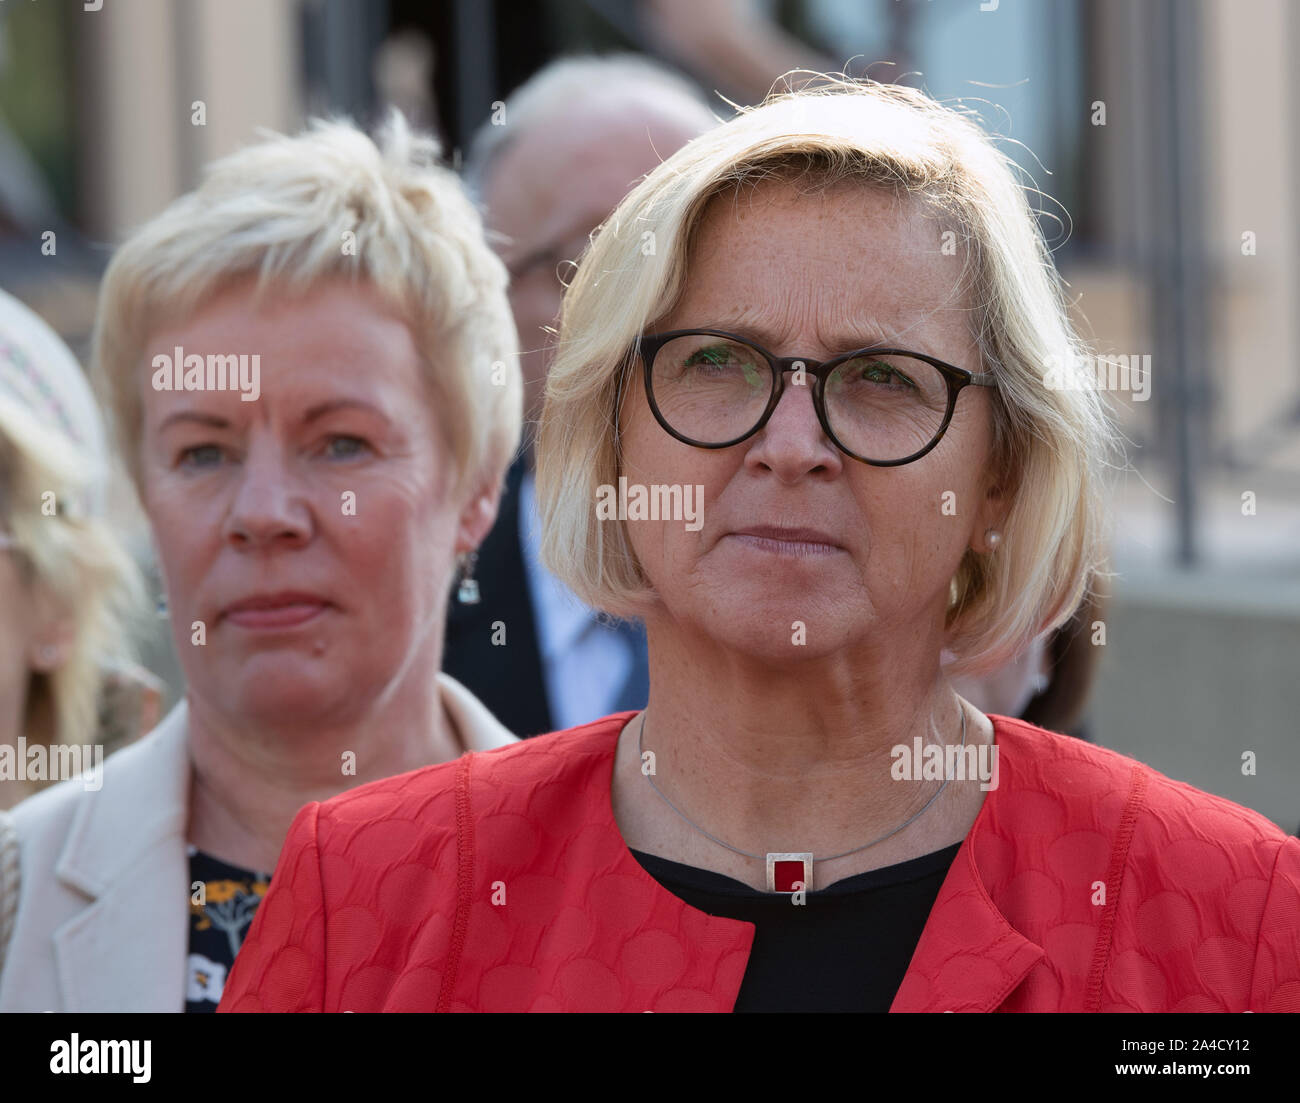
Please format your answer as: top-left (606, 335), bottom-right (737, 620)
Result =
top-left (985, 529), bottom-right (1002, 551)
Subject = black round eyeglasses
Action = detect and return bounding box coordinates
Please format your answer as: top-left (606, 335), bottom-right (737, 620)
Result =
top-left (635, 328), bottom-right (997, 467)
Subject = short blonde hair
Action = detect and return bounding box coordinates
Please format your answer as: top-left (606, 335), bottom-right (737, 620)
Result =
top-left (537, 77), bottom-right (1117, 676)
top-left (93, 111), bottom-right (522, 500)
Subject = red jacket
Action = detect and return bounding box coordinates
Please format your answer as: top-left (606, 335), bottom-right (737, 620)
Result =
top-left (219, 713), bottom-right (1300, 1012)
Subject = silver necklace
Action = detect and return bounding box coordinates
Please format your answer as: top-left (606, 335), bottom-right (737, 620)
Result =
top-left (637, 703), bottom-right (966, 894)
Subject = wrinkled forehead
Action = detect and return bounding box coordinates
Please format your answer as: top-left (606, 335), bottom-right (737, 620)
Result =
top-left (669, 177), bottom-right (979, 357)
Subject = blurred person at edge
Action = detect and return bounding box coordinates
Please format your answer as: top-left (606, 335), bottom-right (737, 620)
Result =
top-left (0, 113), bottom-right (522, 1011)
top-left (222, 77), bottom-right (1300, 1012)
top-left (0, 289), bottom-right (150, 814)
top-left (444, 55), bottom-right (718, 737)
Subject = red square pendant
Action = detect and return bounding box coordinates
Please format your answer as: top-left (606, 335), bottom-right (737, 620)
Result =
top-left (766, 853), bottom-right (813, 893)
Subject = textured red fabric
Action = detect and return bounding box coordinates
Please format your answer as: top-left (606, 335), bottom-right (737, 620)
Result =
top-left (218, 713), bottom-right (1300, 1012)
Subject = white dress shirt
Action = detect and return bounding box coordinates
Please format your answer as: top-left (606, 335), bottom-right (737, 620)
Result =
top-left (518, 469), bottom-right (637, 731)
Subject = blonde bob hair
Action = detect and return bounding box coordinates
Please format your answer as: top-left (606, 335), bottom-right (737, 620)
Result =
top-left (537, 77), bottom-right (1116, 677)
top-left (93, 111), bottom-right (522, 501)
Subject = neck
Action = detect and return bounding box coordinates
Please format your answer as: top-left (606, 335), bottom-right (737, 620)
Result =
top-left (185, 671), bottom-right (460, 872)
top-left (614, 617), bottom-right (994, 889)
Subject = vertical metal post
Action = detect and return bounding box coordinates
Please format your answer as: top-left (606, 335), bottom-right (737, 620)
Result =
top-left (1145, 0), bottom-right (1209, 567)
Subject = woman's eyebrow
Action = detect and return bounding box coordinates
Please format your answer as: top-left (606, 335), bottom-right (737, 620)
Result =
top-left (157, 400), bottom-right (391, 433)
top-left (301, 398), bottom-right (390, 424)
top-left (157, 410), bottom-right (230, 433)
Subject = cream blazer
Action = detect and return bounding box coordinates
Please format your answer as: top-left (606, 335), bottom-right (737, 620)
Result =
top-left (0, 673), bottom-right (517, 1011)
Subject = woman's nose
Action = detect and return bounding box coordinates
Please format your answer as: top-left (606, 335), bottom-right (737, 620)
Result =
top-left (222, 446), bottom-right (313, 550)
top-left (744, 371), bottom-right (844, 480)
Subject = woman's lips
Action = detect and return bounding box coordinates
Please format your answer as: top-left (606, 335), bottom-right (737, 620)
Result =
top-left (221, 595), bottom-right (333, 630)
top-left (726, 527), bottom-right (845, 558)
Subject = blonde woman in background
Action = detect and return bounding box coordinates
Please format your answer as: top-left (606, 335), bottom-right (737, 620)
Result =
top-left (0, 289), bottom-right (149, 981)
top-left (0, 289), bottom-right (148, 811)
top-left (0, 112), bottom-right (522, 1011)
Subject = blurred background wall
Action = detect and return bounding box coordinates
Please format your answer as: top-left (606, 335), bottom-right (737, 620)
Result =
top-left (0, 0), bottom-right (1295, 831)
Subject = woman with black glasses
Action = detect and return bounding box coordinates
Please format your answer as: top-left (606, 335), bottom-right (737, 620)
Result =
top-left (222, 77), bottom-right (1300, 1013)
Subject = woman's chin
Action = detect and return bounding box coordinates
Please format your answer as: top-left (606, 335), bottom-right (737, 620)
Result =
top-left (693, 602), bottom-right (863, 663)
top-left (204, 656), bottom-right (359, 727)
top-left (243, 687), bottom-right (346, 727)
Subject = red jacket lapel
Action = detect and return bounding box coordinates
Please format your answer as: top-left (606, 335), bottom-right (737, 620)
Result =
top-left (889, 834), bottom-right (1044, 1011)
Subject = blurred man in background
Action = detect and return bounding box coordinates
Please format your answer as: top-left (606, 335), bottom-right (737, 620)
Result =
top-left (444, 55), bottom-right (717, 736)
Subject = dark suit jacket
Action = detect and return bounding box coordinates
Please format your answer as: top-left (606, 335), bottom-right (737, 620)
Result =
top-left (442, 459), bottom-right (555, 737)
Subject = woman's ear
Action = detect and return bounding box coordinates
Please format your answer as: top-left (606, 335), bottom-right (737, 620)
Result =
top-left (971, 447), bottom-right (1020, 554)
top-left (454, 479), bottom-right (503, 556)
top-left (25, 582), bottom-right (76, 673)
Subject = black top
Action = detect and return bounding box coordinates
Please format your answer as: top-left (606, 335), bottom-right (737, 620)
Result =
top-left (186, 847), bottom-right (272, 1013)
top-left (629, 842), bottom-right (963, 1012)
